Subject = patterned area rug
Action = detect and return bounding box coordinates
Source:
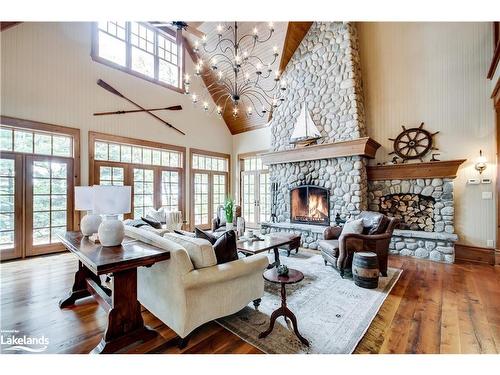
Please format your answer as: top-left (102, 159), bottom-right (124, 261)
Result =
top-left (216, 251), bottom-right (402, 354)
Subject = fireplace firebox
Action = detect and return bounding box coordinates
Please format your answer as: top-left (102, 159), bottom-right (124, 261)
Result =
top-left (290, 185), bottom-right (330, 226)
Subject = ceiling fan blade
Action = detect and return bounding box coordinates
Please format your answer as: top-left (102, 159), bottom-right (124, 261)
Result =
top-left (185, 25), bottom-right (205, 39)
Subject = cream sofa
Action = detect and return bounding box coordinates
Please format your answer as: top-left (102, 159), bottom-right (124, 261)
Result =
top-left (124, 226), bottom-right (269, 340)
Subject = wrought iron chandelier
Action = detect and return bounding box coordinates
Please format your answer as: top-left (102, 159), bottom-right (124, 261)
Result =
top-left (183, 22), bottom-right (287, 118)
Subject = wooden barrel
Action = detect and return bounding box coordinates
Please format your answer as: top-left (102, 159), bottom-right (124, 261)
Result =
top-left (352, 252), bottom-right (379, 289)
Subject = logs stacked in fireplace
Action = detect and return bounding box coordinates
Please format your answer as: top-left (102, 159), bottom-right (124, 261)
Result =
top-left (379, 193), bottom-right (435, 231)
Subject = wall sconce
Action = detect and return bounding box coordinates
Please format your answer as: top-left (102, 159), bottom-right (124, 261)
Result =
top-left (475, 150), bottom-right (487, 174)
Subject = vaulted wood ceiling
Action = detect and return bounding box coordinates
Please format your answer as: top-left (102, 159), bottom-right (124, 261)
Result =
top-left (1, 21), bottom-right (312, 135)
top-left (183, 22), bottom-right (312, 135)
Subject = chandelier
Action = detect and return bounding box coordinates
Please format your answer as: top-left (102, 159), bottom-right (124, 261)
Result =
top-left (183, 22), bottom-right (287, 118)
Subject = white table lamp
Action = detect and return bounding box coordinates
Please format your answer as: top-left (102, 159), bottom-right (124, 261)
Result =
top-left (93, 185), bottom-right (131, 247)
top-left (75, 186), bottom-right (102, 236)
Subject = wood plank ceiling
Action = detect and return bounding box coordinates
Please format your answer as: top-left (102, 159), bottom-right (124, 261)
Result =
top-left (183, 22), bottom-right (312, 135)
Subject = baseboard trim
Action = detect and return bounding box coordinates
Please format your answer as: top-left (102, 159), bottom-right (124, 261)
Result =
top-left (455, 244), bottom-right (495, 265)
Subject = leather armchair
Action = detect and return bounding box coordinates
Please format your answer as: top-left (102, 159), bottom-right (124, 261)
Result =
top-left (211, 205), bottom-right (242, 233)
top-left (319, 211), bottom-right (399, 278)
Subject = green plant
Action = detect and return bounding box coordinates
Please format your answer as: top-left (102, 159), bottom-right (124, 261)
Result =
top-left (224, 196), bottom-right (234, 223)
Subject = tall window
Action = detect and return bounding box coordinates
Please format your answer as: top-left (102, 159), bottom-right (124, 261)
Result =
top-left (0, 117), bottom-right (79, 261)
top-left (240, 154), bottom-right (270, 228)
top-left (90, 132), bottom-right (185, 221)
top-left (92, 22), bottom-right (183, 91)
top-left (190, 150), bottom-right (230, 229)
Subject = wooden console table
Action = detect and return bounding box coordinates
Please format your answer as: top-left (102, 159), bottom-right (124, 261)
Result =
top-left (58, 231), bottom-right (170, 354)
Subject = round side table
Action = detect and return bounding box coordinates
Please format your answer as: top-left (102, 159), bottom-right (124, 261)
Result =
top-left (259, 268), bottom-right (309, 347)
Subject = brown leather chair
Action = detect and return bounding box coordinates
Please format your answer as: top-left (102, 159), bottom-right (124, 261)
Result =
top-left (318, 211), bottom-right (398, 278)
top-left (211, 205), bottom-right (243, 234)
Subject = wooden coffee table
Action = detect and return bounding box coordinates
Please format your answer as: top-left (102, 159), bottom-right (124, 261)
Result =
top-left (237, 233), bottom-right (298, 269)
top-left (58, 231), bottom-right (170, 354)
top-left (259, 268), bottom-right (309, 347)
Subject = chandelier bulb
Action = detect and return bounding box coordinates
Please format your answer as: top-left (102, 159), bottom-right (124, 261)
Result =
top-left (247, 106), bottom-right (253, 116)
top-left (203, 102), bottom-right (209, 111)
top-left (216, 106), bottom-right (222, 115)
top-left (192, 94), bottom-right (198, 103)
top-left (268, 22), bottom-right (274, 30)
top-left (216, 24), bottom-right (223, 35)
top-left (253, 27), bottom-right (258, 36)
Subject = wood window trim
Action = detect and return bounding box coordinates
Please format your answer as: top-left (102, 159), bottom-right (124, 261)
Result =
top-left (488, 22), bottom-right (500, 79)
top-left (88, 131), bottom-right (186, 220)
top-left (90, 22), bottom-right (186, 94)
top-left (0, 116), bottom-right (81, 260)
top-left (189, 148), bottom-right (231, 230)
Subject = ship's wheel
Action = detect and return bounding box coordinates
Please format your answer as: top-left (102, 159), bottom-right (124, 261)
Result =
top-left (389, 122), bottom-right (439, 162)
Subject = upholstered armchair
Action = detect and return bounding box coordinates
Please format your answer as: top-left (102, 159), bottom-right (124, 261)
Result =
top-left (211, 205), bottom-right (243, 234)
top-left (318, 211), bottom-right (399, 278)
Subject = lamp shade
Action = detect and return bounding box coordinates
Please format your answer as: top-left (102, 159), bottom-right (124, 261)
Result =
top-left (74, 186), bottom-right (94, 211)
top-left (92, 185), bottom-right (131, 215)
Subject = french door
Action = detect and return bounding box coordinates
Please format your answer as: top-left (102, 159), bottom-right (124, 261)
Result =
top-left (25, 156), bottom-right (74, 256)
top-left (192, 172), bottom-right (228, 229)
top-left (241, 170), bottom-right (271, 228)
top-left (0, 153), bottom-right (23, 260)
top-left (0, 153), bottom-right (74, 260)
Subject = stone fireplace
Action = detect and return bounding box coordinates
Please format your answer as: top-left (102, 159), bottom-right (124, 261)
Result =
top-left (290, 185), bottom-right (330, 226)
top-left (260, 22), bottom-right (370, 250)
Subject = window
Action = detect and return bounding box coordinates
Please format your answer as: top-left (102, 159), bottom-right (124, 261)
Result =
top-left (92, 22), bottom-right (184, 91)
top-left (190, 150), bottom-right (230, 229)
top-left (239, 154), bottom-right (270, 228)
top-left (0, 116), bottom-right (80, 261)
top-left (1, 126), bottom-right (72, 157)
top-left (90, 132), bottom-right (185, 222)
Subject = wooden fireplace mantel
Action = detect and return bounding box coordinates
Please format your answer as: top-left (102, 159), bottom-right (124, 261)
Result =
top-left (260, 137), bottom-right (381, 165)
top-left (367, 159), bottom-right (467, 181)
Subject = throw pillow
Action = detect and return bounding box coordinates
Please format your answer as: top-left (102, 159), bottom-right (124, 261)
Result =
top-left (146, 207), bottom-right (166, 224)
top-left (174, 229), bottom-right (196, 238)
top-left (124, 219), bottom-right (149, 228)
top-left (141, 216), bottom-right (162, 229)
top-left (340, 218), bottom-right (364, 238)
top-left (195, 227), bottom-right (217, 245)
top-left (213, 230), bottom-right (238, 265)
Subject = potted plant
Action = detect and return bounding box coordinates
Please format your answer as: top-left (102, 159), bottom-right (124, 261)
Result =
top-left (224, 196), bottom-right (235, 230)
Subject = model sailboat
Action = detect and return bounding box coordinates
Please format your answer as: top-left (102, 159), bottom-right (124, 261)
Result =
top-left (289, 102), bottom-right (322, 147)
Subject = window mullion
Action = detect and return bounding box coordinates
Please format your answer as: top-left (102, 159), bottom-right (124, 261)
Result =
top-left (126, 22), bottom-right (131, 69)
top-left (154, 31), bottom-right (159, 81)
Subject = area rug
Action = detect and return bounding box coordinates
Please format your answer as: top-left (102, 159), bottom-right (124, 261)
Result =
top-left (216, 251), bottom-right (402, 354)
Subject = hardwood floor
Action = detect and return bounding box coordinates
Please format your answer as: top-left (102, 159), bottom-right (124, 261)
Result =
top-left (1, 251), bottom-right (499, 354)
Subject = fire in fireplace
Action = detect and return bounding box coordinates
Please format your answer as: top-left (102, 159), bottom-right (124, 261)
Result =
top-left (290, 185), bottom-right (330, 225)
top-left (379, 193), bottom-right (435, 231)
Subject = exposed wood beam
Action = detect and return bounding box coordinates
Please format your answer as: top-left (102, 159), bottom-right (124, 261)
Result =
top-left (278, 22), bottom-right (313, 73)
top-left (0, 22), bottom-right (22, 32)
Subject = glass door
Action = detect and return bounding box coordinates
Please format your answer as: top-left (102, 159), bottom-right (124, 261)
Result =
top-left (193, 172), bottom-right (209, 228)
top-left (0, 153), bottom-right (23, 260)
top-left (212, 173), bottom-right (226, 219)
top-left (133, 168), bottom-right (155, 219)
top-left (25, 155), bottom-right (74, 256)
top-left (242, 172), bottom-right (257, 227)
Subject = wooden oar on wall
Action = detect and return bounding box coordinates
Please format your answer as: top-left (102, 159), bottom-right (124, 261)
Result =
top-left (96, 79), bottom-right (186, 136)
top-left (94, 105), bottom-right (182, 116)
